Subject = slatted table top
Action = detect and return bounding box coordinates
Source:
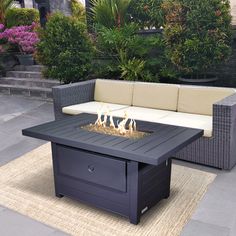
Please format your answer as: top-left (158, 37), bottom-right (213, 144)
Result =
top-left (22, 113), bottom-right (203, 165)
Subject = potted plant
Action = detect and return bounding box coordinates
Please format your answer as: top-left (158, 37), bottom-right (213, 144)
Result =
top-left (162, 0), bottom-right (232, 84)
top-left (0, 24), bottom-right (18, 73)
top-left (0, 57), bottom-right (3, 77)
top-left (0, 23), bottom-right (39, 65)
top-left (0, 24), bottom-right (7, 75)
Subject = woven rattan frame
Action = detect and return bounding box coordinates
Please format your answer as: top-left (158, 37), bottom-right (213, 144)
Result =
top-left (52, 80), bottom-right (236, 170)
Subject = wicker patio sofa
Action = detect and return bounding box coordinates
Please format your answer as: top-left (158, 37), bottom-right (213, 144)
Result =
top-left (52, 79), bottom-right (236, 170)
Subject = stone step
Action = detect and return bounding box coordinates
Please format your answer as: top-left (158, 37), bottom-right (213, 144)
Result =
top-left (13, 65), bottom-right (45, 72)
top-left (0, 77), bottom-right (60, 89)
top-left (0, 84), bottom-right (52, 101)
top-left (6, 71), bottom-right (43, 79)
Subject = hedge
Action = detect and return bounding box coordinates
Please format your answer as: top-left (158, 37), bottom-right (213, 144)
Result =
top-left (6, 8), bottom-right (39, 28)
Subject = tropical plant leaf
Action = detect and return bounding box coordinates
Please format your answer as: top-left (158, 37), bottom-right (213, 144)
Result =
top-left (91, 0), bottom-right (131, 28)
top-left (0, 0), bottom-right (14, 23)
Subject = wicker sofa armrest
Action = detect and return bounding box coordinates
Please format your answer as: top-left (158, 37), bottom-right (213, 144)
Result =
top-left (213, 93), bottom-right (236, 169)
top-left (52, 80), bottom-right (96, 120)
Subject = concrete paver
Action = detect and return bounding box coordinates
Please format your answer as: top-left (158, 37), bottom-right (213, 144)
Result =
top-left (0, 209), bottom-right (68, 236)
top-left (181, 220), bottom-right (230, 236)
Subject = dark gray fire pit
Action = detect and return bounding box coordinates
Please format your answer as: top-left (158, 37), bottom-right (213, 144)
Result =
top-left (22, 113), bottom-right (203, 224)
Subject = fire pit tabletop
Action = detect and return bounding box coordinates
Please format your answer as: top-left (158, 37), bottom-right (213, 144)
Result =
top-left (22, 113), bottom-right (203, 166)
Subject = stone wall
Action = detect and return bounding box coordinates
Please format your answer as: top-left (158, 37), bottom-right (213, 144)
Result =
top-left (50, 0), bottom-right (71, 16)
top-left (24, 0), bottom-right (33, 8)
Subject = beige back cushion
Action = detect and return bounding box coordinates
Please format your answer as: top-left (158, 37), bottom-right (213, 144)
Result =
top-left (94, 79), bottom-right (134, 105)
top-left (178, 86), bottom-right (236, 116)
top-left (132, 82), bottom-right (180, 111)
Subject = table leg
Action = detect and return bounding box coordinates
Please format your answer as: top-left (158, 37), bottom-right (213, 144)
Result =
top-left (51, 142), bottom-right (64, 199)
top-left (128, 161), bottom-right (141, 225)
top-left (56, 193), bottom-right (64, 198)
top-left (164, 159), bottom-right (172, 199)
top-left (128, 159), bottom-right (172, 224)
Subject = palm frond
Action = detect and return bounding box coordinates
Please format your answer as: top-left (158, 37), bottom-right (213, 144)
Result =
top-left (3, 0), bottom-right (14, 9)
top-left (91, 0), bottom-right (131, 28)
top-left (0, 0), bottom-right (14, 23)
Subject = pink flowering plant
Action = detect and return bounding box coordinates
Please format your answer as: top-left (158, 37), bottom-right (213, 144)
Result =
top-left (0, 24), bottom-right (4, 31)
top-left (0, 23), bottom-right (39, 55)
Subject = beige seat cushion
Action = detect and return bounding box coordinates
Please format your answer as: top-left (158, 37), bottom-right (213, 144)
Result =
top-left (62, 102), bottom-right (129, 116)
top-left (132, 82), bottom-right (179, 111)
top-left (94, 79), bottom-right (134, 105)
top-left (110, 106), bottom-right (173, 123)
top-left (112, 106), bottom-right (212, 137)
top-left (178, 86), bottom-right (236, 116)
top-left (158, 112), bottom-right (212, 137)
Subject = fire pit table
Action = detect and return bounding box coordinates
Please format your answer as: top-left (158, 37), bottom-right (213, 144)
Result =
top-left (22, 113), bottom-right (203, 224)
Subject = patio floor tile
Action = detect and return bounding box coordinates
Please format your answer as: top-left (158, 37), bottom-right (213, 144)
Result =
top-left (0, 138), bottom-right (46, 166)
top-left (181, 220), bottom-right (230, 236)
top-left (24, 103), bottom-right (55, 121)
top-left (192, 203), bottom-right (236, 229)
top-left (0, 209), bottom-right (56, 236)
top-left (0, 114), bottom-right (49, 135)
top-left (0, 131), bottom-right (25, 152)
top-left (192, 185), bottom-right (236, 228)
top-left (49, 230), bottom-right (69, 236)
top-left (212, 169), bottom-right (236, 189)
top-left (230, 218), bottom-right (236, 236)
top-left (0, 205), bottom-right (5, 212)
top-left (0, 95), bottom-right (44, 124)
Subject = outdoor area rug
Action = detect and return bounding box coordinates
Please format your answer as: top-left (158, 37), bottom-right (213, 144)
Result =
top-left (0, 143), bottom-right (216, 236)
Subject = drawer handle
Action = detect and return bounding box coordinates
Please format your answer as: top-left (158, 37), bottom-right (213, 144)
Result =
top-left (88, 165), bottom-right (95, 173)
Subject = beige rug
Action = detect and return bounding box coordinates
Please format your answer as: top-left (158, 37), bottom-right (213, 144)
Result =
top-left (0, 143), bottom-right (216, 236)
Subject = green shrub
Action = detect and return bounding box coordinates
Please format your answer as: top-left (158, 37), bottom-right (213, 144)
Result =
top-left (36, 13), bottom-right (94, 84)
top-left (162, 0), bottom-right (232, 78)
top-left (119, 50), bottom-right (156, 81)
top-left (129, 0), bottom-right (164, 29)
top-left (6, 8), bottom-right (39, 28)
top-left (96, 24), bottom-right (144, 58)
top-left (95, 24), bottom-right (167, 81)
top-left (71, 0), bottom-right (86, 23)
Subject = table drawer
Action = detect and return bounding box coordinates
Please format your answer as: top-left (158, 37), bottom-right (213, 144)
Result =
top-left (56, 145), bottom-right (127, 192)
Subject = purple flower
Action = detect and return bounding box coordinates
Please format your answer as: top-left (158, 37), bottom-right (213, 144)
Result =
top-left (0, 24), bottom-right (4, 31)
top-left (0, 23), bottom-right (39, 54)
